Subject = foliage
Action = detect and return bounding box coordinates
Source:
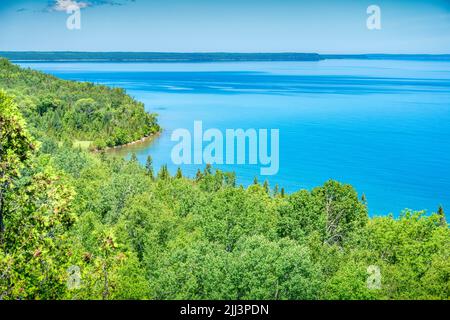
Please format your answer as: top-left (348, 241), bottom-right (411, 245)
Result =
top-left (0, 58), bottom-right (160, 149)
top-left (0, 92), bottom-right (75, 299)
top-left (0, 69), bottom-right (448, 300)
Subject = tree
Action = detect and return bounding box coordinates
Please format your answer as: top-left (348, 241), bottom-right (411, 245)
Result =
top-left (312, 180), bottom-right (368, 245)
top-left (0, 90), bottom-right (76, 299)
top-left (195, 169), bottom-right (203, 182)
top-left (0, 166), bottom-right (76, 299)
top-left (228, 236), bottom-right (322, 299)
top-left (344, 211), bottom-right (450, 300)
top-left (175, 167), bottom-right (183, 179)
top-left (273, 184), bottom-right (279, 196)
top-left (145, 155), bottom-right (154, 180)
top-left (223, 172), bottom-right (236, 188)
top-left (157, 165), bottom-right (170, 180)
top-left (0, 90), bottom-right (35, 240)
top-left (204, 164), bottom-right (212, 176)
top-left (438, 205), bottom-right (446, 226)
top-left (361, 193), bottom-right (367, 204)
top-left (263, 180), bottom-right (269, 194)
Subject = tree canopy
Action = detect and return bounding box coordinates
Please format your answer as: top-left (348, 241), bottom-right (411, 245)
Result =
top-left (0, 58), bottom-right (160, 150)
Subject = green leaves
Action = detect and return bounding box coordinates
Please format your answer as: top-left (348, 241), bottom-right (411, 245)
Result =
top-left (56, 151), bottom-right (449, 300)
top-left (0, 58), bottom-right (160, 150)
top-left (0, 91), bottom-right (77, 299)
top-left (0, 89), bottom-right (35, 182)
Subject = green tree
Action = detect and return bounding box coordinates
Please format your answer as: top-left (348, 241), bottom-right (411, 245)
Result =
top-left (195, 169), bottom-right (203, 182)
top-left (0, 90), bottom-right (35, 240)
top-left (263, 180), bottom-right (269, 194)
top-left (223, 172), bottom-right (236, 188)
top-left (312, 180), bottom-right (368, 245)
top-left (145, 155), bottom-right (154, 179)
top-left (437, 205), bottom-right (446, 226)
top-left (175, 167), bottom-right (183, 179)
top-left (204, 163), bottom-right (212, 176)
top-left (0, 91), bottom-right (76, 299)
top-left (273, 184), bottom-right (279, 196)
top-left (361, 193), bottom-right (367, 204)
top-left (157, 165), bottom-right (170, 180)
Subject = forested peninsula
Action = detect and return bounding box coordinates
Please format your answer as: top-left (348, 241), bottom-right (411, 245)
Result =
top-left (0, 58), bottom-right (159, 150)
top-left (0, 58), bottom-right (448, 300)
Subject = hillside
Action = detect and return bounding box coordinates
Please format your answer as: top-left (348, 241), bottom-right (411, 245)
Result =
top-left (0, 58), bottom-right (160, 150)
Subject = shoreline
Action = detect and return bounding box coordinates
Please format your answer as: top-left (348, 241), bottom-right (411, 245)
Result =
top-left (92, 131), bottom-right (161, 153)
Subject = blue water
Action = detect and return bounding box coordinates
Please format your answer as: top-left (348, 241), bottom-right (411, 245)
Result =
top-left (19, 60), bottom-right (450, 217)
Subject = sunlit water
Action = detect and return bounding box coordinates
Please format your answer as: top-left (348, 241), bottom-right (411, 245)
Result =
top-left (19, 60), bottom-right (450, 217)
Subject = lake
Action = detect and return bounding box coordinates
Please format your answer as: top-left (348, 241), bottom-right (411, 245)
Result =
top-left (19, 59), bottom-right (450, 217)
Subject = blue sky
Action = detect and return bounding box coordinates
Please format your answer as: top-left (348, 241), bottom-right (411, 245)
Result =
top-left (0, 0), bottom-right (449, 53)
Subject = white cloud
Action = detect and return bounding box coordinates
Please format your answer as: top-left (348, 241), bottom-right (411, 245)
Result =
top-left (53, 0), bottom-right (89, 12)
top-left (45, 0), bottom-right (135, 12)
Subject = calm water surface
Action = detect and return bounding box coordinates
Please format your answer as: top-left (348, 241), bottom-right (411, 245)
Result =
top-left (19, 60), bottom-right (450, 216)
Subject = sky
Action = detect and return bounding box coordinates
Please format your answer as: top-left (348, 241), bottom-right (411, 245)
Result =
top-left (0, 0), bottom-right (450, 53)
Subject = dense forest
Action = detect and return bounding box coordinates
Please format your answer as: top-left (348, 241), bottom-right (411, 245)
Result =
top-left (0, 58), bottom-right (449, 300)
top-left (0, 58), bottom-right (159, 150)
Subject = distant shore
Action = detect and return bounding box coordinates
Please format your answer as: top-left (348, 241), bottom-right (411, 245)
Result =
top-left (3, 52), bottom-right (450, 62)
top-left (0, 52), bottom-right (322, 62)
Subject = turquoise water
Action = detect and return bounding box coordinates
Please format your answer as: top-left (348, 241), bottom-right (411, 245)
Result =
top-left (19, 60), bottom-right (450, 216)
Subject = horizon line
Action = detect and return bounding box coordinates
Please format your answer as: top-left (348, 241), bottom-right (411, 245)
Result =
top-left (2, 51), bottom-right (450, 55)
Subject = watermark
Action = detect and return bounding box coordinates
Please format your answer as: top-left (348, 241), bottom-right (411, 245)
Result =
top-left (66, 2), bottom-right (82, 30)
top-left (171, 121), bottom-right (279, 175)
top-left (367, 265), bottom-right (381, 290)
top-left (367, 5), bottom-right (381, 30)
top-left (67, 265), bottom-right (81, 290)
